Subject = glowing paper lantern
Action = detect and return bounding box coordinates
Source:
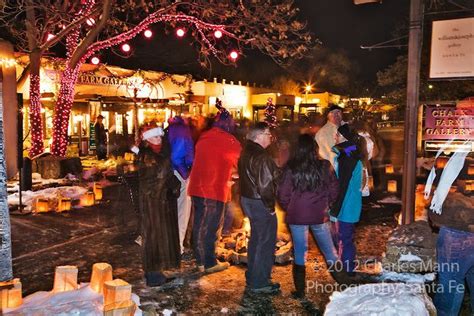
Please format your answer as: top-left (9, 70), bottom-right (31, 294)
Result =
top-left (81, 192), bottom-right (95, 207)
top-left (368, 176), bottom-right (374, 191)
top-left (387, 180), bottom-right (397, 193)
top-left (385, 164), bottom-right (394, 174)
top-left (104, 300), bottom-right (136, 316)
top-left (104, 279), bottom-right (132, 307)
top-left (90, 263), bottom-right (113, 294)
top-left (53, 266), bottom-right (78, 292)
top-left (57, 197), bottom-right (72, 212)
top-left (93, 183), bottom-right (103, 201)
top-left (176, 28), bottom-right (185, 37)
top-left (0, 278), bottom-right (22, 310)
top-left (35, 198), bottom-right (50, 213)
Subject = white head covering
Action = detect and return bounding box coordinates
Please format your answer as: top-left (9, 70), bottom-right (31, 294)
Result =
top-left (142, 127), bottom-right (164, 140)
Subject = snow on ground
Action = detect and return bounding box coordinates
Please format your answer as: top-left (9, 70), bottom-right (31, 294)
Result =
top-left (325, 283), bottom-right (435, 316)
top-left (377, 195), bottom-right (402, 204)
top-left (7, 186), bottom-right (88, 211)
top-left (3, 284), bottom-right (141, 315)
top-left (376, 269), bottom-right (436, 284)
top-left (398, 252), bottom-right (423, 262)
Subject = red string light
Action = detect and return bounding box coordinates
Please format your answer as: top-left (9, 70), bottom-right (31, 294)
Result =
top-left (28, 74), bottom-right (45, 157)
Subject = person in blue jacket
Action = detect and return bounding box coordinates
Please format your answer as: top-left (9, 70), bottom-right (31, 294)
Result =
top-left (167, 116), bottom-right (194, 255)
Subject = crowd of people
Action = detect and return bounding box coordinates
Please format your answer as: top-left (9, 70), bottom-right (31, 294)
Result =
top-left (122, 103), bottom-right (381, 298)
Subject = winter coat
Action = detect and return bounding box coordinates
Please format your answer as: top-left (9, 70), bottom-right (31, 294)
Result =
top-left (138, 147), bottom-right (181, 272)
top-left (168, 120), bottom-right (194, 179)
top-left (238, 140), bottom-right (281, 211)
top-left (188, 127), bottom-right (241, 203)
top-left (277, 160), bottom-right (339, 225)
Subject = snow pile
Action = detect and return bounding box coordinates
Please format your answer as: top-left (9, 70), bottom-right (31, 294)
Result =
top-left (7, 186), bottom-right (88, 211)
top-left (325, 283), bottom-right (435, 316)
top-left (3, 284), bottom-right (142, 315)
top-left (398, 252), bottom-right (423, 262)
top-left (377, 270), bottom-right (436, 284)
top-left (377, 196), bottom-right (402, 204)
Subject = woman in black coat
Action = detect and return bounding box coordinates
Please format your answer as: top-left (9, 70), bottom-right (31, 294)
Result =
top-left (137, 126), bottom-right (181, 286)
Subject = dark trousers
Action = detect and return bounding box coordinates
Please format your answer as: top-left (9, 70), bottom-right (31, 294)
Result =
top-left (332, 221), bottom-right (356, 272)
top-left (96, 144), bottom-right (107, 160)
top-left (191, 196), bottom-right (225, 269)
top-left (240, 197), bottom-right (277, 289)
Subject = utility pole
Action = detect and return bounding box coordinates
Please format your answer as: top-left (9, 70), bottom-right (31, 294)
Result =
top-left (401, 0), bottom-right (424, 225)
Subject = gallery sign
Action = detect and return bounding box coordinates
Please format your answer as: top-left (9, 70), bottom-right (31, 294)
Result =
top-left (429, 17), bottom-right (474, 79)
top-left (424, 106), bottom-right (474, 140)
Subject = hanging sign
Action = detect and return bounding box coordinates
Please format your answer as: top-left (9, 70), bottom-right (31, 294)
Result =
top-left (424, 106), bottom-right (474, 140)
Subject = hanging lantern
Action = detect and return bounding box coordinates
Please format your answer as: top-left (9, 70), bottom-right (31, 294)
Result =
top-left (35, 198), bottom-right (50, 213)
top-left (81, 191), bottom-right (95, 207)
top-left (57, 197), bottom-right (72, 212)
top-left (90, 263), bottom-right (113, 294)
top-left (53, 266), bottom-right (78, 292)
top-left (387, 180), bottom-right (397, 193)
top-left (93, 183), bottom-right (103, 201)
top-left (104, 279), bottom-right (132, 307)
top-left (385, 164), bottom-right (394, 174)
top-left (0, 278), bottom-right (22, 310)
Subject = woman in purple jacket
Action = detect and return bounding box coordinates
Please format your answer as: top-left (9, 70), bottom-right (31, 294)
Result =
top-left (278, 134), bottom-right (342, 299)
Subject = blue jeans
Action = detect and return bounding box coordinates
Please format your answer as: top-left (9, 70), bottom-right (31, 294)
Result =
top-left (434, 226), bottom-right (474, 316)
top-left (332, 221), bottom-right (356, 272)
top-left (191, 197), bottom-right (225, 269)
top-left (289, 222), bottom-right (338, 267)
top-left (240, 197), bottom-right (277, 289)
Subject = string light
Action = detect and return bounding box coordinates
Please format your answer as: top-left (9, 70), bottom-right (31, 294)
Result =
top-left (144, 29), bottom-right (153, 38)
top-left (214, 30), bottom-right (222, 39)
top-left (229, 50), bottom-right (238, 60)
top-left (28, 74), bottom-right (45, 157)
top-left (264, 97), bottom-right (278, 128)
top-left (91, 56), bottom-right (100, 64)
top-left (47, 33), bottom-right (55, 41)
top-left (86, 17), bottom-right (95, 26)
top-left (176, 28), bottom-right (185, 37)
top-left (0, 58), bottom-right (16, 68)
top-left (121, 43), bottom-right (131, 52)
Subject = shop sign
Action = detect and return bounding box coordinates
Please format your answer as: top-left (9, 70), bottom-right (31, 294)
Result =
top-left (89, 123), bottom-right (96, 149)
top-left (424, 106), bottom-right (474, 140)
top-left (429, 17), bottom-right (474, 79)
top-left (77, 74), bottom-right (130, 86)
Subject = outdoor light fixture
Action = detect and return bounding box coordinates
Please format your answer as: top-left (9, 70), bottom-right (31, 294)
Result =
top-left (93, 183), bottom-right (103, 201)
top-left (229, 50), bottom-right (239, 60)
top-left (428, 84), bottom-right (433, 89)
top-left (385, 164), bottom-right (394, 174)
top-left (176, 28), bottom-right (185, 37)
top-left (387, 180), bottom-right (397, 193)
top-left (35, 198), bottom-right (50, 213)
top-left (121, 43), bottom-right (131, 52)
top-left (53, 266), bottom-right (78, 293)
top-left (57, 197), bottom-right (72, 212)
top-left (144, 29), bottom-right (153, 38)
top-left (0, 279), bottom-right (22, 309)
top-left (91, 56), bottom-right (100, 65)
top-left (90, 263), bottom-right (113, 294)
top-left (305, 85), bottom-right (312, 92)
top-left (214, 30), bottom-right (223, 38)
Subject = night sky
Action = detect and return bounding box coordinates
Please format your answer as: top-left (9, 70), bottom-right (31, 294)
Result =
top-left (104, 1), bottom-right (411, 89)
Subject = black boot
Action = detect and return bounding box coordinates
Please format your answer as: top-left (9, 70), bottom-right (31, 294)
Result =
top-left (330, 270), bottom-right (354, 286)
top-left (292, 264), bottom-right (306, 299)
top-left (145, 271), bottom-right (173, 287)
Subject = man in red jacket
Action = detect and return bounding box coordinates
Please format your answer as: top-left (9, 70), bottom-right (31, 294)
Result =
top-left (188, 111), bottom-right (241, 274)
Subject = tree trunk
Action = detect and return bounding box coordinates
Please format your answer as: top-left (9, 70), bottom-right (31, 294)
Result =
top-left (51, 65), bottom-right (80, 157)
top-left (0, 84), bottom-right (13, 281)
top-left (28, 49), bottom-right (45, 157)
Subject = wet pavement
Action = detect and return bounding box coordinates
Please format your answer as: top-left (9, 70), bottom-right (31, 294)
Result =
top-left (10, 182), bottom-right (406, 314)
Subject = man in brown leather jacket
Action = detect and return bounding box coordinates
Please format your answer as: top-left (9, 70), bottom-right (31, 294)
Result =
top-left (238, 122), bottom-right (281, 294)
